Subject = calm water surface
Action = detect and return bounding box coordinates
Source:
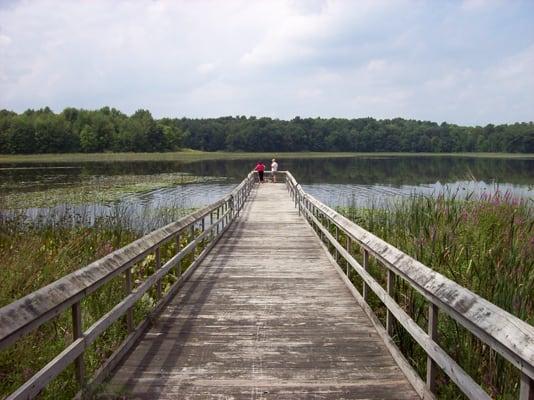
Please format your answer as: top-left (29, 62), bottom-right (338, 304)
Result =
top-left (1, 156), bottom-right (533, 218)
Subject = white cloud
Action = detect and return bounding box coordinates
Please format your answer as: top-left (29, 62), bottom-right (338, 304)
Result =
top-left (197, 62), bottom-right (219, 75)
top-left (0, 33), bottom-right (11, 47)
top-left (461, 0), bottom-right (501, 11)
top-left (0, 0), bottom-right (532, 124)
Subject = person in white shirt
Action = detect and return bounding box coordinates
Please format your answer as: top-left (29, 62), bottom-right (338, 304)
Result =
top-left (271, 158), bottom-right (278, 182)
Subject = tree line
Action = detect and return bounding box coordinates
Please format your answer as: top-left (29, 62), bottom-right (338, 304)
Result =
top-left (0, 107), bottom-right (532, 154)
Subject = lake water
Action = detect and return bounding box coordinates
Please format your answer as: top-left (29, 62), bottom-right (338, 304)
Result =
top-left (1, 156), bottom-right (533, 222)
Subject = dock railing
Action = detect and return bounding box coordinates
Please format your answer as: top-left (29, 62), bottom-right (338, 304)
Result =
top-left (1, 170), bottom-right (533, 400)
top-left (0, 172), bottom-right (256, 400)
top-left (284, 171), bottom-right (534, 400)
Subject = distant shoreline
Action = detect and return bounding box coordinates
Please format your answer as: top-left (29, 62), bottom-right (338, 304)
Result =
top-left (1, 151), bottom-right (533, 163)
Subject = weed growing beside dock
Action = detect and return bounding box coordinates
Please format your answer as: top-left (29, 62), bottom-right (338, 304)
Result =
top-left (0, 205), bottom-right (197, 399)
top-left (339, 192), bottom-right (533, 399)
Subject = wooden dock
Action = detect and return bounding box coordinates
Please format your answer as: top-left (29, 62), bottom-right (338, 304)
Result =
top-left (105, 184), bottom-right (418, 399)
top-left (3, 172), bottom-right (532, 400)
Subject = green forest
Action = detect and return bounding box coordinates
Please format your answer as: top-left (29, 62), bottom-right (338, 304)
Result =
top-left (0, 107), bottom-right (533, 154)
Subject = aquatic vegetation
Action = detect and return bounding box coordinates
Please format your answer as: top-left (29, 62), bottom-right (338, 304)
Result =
top-left (1, 172), bottom-right (224, 209)
top-left (339, 191), bottom-right (533, 399)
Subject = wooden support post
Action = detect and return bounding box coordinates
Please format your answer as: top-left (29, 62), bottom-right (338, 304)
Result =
top-left (519, 373), bottom-right (534, 400)
top-left (216, 208), bottom-right (220, 235)
top-left (232, 196), bottom-right (235, 218)
top-left (320, 213), bottom-right (325, 242)
top-left (334, 224), bottom-right (339, 264)
top-left (210, 212), bottom-right (214, 239)
top-left (386, 269), bottom-right (395, 336)
top-left (345, 236), bottom-right (351, 276)
top-left (316, 208), bottom-right (320, 235)
top-left (520, 373), bottom-right (534, 400)
top-left (155, 247), bottom-right (162, 299)
top-left (362, 249), bottom-right (369, 301)
top-left (176, 233), bottom-right (181, 277)
top-left (427, 303), bottom-right (439, 394)
top-left (72, 302), bottom-right (85, 386)
top-left (125, 268), bottom-right (133, 333)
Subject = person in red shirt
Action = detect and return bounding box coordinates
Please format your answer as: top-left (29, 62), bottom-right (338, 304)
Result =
top-left (255, 161), bottom-right (266, 183)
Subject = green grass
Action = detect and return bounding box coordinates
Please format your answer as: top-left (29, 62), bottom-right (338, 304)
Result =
top-left (0, 204), bottom-right (200, 399)
top-left (338, 192), bottom-right (533, 399)
top-left (0, 150), bottom-right (533, 163)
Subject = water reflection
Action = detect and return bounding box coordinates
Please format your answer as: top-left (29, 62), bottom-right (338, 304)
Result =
top-left (304, 180), bottom-right (534, 208)
top-left (1, 156), bottom-right (532, 212)
top-left (2, 156), bottom-right (533, 188)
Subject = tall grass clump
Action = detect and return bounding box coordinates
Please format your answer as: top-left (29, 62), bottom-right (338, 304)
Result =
top-left (0, 202), bottom-right (197, 399)
top-left (340, 191), bottom-right (533, 399)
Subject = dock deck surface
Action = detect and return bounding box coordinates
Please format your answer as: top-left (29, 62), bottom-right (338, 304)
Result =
top-left (105, 183), bottom-right (419, 399)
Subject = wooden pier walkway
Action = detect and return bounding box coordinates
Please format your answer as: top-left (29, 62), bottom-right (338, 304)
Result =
top-left (105, 184), bottom-right (418, 399)
top-left (2, 171), bottom-right (533, 400)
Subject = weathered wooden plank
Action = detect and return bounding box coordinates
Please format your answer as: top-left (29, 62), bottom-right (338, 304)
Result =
top-left (1, 170), bottom-right (257, 355)
top-left (303, 205), bottom-right (491, 400)
top-left (0, 199), bottom-right (229, 350)
top-left (300, 183), bottom-right (534, 381)
top-left (104, 184), bottom-right (419, 399)
top-left (77, 216), bottom-right (234, 399)
top-left (324, 246), bottom-right (435, 400)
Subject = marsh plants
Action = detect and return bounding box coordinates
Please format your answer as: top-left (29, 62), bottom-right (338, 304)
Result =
top-left (339, 191), bottom-right (533, 399)
top-left (0, 198), bottom-right (197, 399)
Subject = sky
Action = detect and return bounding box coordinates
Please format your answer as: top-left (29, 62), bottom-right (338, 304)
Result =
top-left (0, 0), bottom-right (533, 126)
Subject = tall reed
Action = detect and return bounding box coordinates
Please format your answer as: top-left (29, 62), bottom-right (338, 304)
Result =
top-left (0, 202), bottom-right (197, 399)
top-left (339, 191), bottom-right (533, 399)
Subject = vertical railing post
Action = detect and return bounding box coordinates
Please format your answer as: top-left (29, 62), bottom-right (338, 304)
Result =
top-left (320, 213), bottom-right (325, 242)
top-left (155, 247), bottom-right (162, 299)
top-left (210, 212), bottom-right (214, 239)
top-left (125, 268), bottom-right (133, 332)
top-left (334, 225), bottom-right (339, 262)
top-left (386, 269), bottom-right (395, 335)
top-left (427, 303), bottom-right (439, 394)
top-left (176, 232), bottom-right (181, 277)
top-left (72, 302), bottom-right (85, 386)
top-left (362, 249), bottom-right (369, 301)
top-left (345, 236), bottom-right (351, 276)
top-left (520, 373), bottom-right (534, 400)
top-left (315, 206), bottom-right (320, 236)
top-left (216, 208), bottom-right (220, 235)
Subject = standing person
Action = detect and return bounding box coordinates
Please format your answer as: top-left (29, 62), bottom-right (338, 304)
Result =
top-left (255, 161), bottom-right (266, 183)
top-left (271, 158), bottom-right (278, 183)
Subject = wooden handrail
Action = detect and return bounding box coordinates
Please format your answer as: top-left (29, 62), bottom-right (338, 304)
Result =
top-left (0, 201), bottom-right (224, 349)
top-left (0, 171), bottom-right (256, 400)
top-left (284, 171), bottom-right (534, 400)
